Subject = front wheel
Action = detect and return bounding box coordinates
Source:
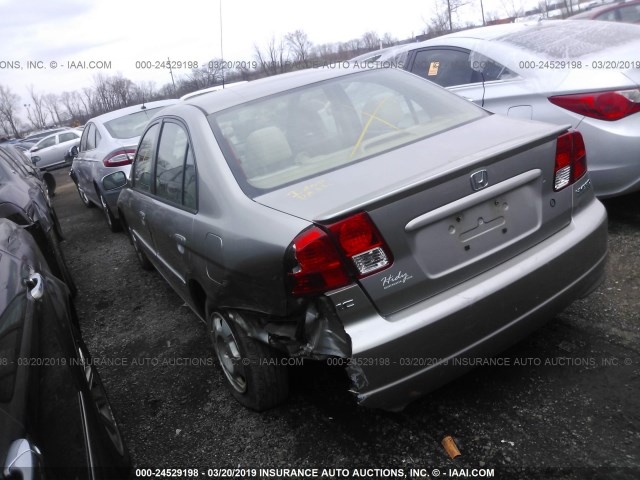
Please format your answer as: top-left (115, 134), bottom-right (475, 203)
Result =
top-left (77, 184), bottom-right (94, 208)
top-left (208, 310), bottom-right (288, 411)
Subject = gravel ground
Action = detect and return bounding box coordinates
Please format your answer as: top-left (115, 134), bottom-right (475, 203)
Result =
top-left (51, 169), bottom-right (639, 480)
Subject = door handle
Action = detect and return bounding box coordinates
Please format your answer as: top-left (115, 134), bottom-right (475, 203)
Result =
top-left (26, 273), bottom-right (44, 300)
top-left (173, 234), bottom-right (186, 254)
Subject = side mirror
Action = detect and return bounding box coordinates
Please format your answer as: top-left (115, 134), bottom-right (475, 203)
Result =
top-left (31, 156), bottom-right (41, 164)
top-left (102, 171), bottom-right (128, 191)
top-left (68, 145), bottom-right (79, 158)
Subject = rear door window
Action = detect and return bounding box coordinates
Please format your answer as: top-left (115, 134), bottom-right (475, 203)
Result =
top-left (409, 48), bottom-right (515, 87)
top-left (37, 136), bottom-right (57, 149)
top-left (410, 48), bottom-right (476, 87)
top-left (154, 122), bottom-right (190, 206)
top-left (58, 132), bottom-right (79, 143)
top-left (132, 123), bottom-right (160, 193)
top-left (81, 124), bottom-right (97, 151)
top-left (618, 4), bottom-right (640, 22)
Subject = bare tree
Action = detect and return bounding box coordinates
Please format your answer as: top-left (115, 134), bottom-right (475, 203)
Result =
top-left (424, 3), bottom-right (452, 36)
top-left (339, 38), bottom-right (363, 56)
top-left (254, 36), bottom-right (289, 76)
top-left (0, 85), bottom-right (23, 137)
top-left (444, 0), bottom-right (471, 31)
top-left (501, 0), bottom-right (525, 18)
top-left (361, 31), bottom-right (381, 51)
top-left (183, 60), bottom-right (223, 91)
top-left (381, 33), bottom-right (398, 48)
top-left (27, 85), bottom-right (49, 129)
top-left (81, 87), bottom-right (96, 117)
top-left (285, 30), bottom-right (313, 68)
top-left (132, 80), bottom-right (158, 104)
top-left (44, 93), bottom-right (65, 125)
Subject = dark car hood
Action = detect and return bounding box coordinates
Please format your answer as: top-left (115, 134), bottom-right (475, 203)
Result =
top-left (253, 114), bottom-right (567, 222)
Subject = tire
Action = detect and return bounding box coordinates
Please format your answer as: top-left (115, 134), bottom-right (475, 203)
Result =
top-left (48, 231), bottom-right (78, 298)
top-left (77, 184), bottom-right (94, 208)
top-left (99, 192), bottom-right (121, 233)
top-left (127, 225), bottom-right (153, 271)
top-left (43, 172), bottom-right (56, 197)
top-left (208, 310), bottom-right (288, 411)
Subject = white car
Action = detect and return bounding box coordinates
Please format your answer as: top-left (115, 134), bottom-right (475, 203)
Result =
top-left (69, 99), bottom-right (178, 232)
top-left (355, 20), bottom-right (640, 198)
top-left (29, 129), bottom-right (81, 170)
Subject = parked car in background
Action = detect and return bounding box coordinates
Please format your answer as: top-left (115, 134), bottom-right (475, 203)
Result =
top-left (0, 218), bottom-right (130, 479)
top-left (69, 99), bottom-right (178, 232)
top-left (0, 150), bottom-right (75, 295)
top-left (570, 0), bottom-right (640, 23)
top-left (14, 128), bottom-right (68, 151)
top-left (353, 20), bottom-right (640, 198)
top-left (27, 129), bottom-right (81, 170)
top-left (118, 67), bottom-right (607, 411)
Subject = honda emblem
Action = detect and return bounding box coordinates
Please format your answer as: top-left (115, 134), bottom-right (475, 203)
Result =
top-left (470, 170), bottom-right (489, 191)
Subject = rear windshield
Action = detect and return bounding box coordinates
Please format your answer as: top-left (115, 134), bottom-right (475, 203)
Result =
top-left (209, 69), bottom-right (485, 195)
top-left (104, 107), bottom-right (166, 139)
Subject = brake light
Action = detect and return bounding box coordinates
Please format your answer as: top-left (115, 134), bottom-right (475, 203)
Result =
top-left (288, 227), bottom-right (350, 296)
top-left (287, 212), bottom-right (392, 296)
top-left (327, 213), bottom-right (392, 277)
top-left (549, 89), bottom-right (640, 121)
top-left (554, 131), bottom-right (587, 192)
top-left (103, 149), bottom-right (135, 167)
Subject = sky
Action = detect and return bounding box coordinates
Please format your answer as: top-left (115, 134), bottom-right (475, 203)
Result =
top-left (0, 0), bottom-right (507, 118)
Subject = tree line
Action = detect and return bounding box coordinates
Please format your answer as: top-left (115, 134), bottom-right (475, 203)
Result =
top-left (0, 0), bottom-right (578, 139)
top-left (0, 28), bottom-right (402, 139)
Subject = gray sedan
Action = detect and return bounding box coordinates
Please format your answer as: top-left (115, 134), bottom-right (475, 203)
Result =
top-left (69, 99), bottom-right (177, 232)
top-left (354, 20), bottom-right (640, 198)
top-left (117, 67), bottom-right (607, 411)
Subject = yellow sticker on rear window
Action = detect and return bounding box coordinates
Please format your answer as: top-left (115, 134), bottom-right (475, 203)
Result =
top-left (428, 61), bottom-right (440, 76)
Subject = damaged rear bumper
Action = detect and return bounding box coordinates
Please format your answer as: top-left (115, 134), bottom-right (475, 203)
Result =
top-left (326, 200), bottom-right (608, 411)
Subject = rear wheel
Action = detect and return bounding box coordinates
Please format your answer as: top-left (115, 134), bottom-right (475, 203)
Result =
top-left (99, 193), bottom-right (121, 233)
top-left (208, 310), bottom-right (288, 411)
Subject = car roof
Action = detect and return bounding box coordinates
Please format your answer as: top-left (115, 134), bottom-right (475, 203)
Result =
top-left (182, 66), bottom-right (383, 115)
top-left (371, 20), bottom-right (640, 61)
top-left (88, 99), bottom-right (179, 124)
top-left (180, 81), bottom-right (248, 101)
top-left (32, 128), bottom-right (79, 143)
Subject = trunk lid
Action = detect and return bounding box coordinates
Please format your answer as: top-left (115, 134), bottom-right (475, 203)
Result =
top-left (256, 114), bottom-right (573, 316)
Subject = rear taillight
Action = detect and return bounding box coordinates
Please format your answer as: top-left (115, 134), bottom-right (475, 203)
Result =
top-left (549, 89), bottom-right (640, 121)
top-left (288, 212), bottom-right (392, 296)
top-left (103, 149), bottom-right (135, 167)
top-left (554, 131), bottom-right (587, 192)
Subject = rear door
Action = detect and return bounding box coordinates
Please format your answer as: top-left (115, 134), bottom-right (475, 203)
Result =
top-left (56, 131), bottom-right (80, 164)
top-left (405, 46), bottom-right (530, 117)
top-left (125, 122), bottom-right (161, 261)
top-left (74, 123), bottom-right (101, 203)
top-left (31, 135), bottom-right (58, 169)
top-left (144, 119), bottom-right (197, 297)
